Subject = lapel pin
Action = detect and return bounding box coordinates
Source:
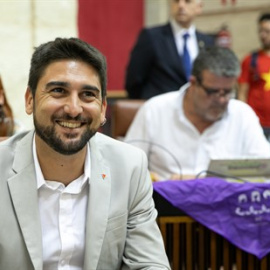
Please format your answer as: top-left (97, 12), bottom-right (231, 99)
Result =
top-left (102, 174), bottom-right (106, 180)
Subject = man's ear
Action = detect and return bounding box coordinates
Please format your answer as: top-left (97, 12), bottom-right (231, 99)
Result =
top-left (189, 75), bottom-right (197, 85)
top-left (25, 87), bottom-right (34, 115)
top-left (100, 98), bottom-right (107, 124)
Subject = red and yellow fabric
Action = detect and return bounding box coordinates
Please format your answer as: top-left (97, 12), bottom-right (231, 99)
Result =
top-left (238, 50), bottom-right (270, 127)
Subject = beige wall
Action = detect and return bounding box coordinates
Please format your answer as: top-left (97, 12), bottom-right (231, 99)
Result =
top-left (0, 0), bottom-right (77, 131)
top-left (196, 0), bottom-right (270, 60)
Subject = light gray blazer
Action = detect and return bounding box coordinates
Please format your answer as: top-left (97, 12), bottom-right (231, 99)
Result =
top-left (0, 131), bottom-right (170, 270)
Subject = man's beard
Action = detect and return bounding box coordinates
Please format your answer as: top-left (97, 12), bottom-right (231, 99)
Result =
top-left (34, 114), bottom-right (97, 155)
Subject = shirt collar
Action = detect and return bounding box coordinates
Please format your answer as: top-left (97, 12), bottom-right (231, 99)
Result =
top-left (33, 133), bottom-right (91, 190)
top-left (170, 19), bottom-right (196, 37)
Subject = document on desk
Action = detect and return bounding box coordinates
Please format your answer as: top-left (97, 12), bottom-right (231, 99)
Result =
top-left (207, 158), bottom-right (270, 183)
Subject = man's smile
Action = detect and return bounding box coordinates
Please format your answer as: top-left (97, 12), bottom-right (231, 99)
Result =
top-left (57, 121), bottom-right (84, 129)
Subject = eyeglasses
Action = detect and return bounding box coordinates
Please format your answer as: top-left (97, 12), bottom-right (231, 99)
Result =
top-left (197, 80), bottom-right (234, 99)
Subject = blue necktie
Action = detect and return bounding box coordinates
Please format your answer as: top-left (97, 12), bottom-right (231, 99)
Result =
top-left (182, 33), bottom-right (191, 80)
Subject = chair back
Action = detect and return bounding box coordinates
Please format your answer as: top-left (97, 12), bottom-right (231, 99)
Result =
top-left (111, 99), bottom-right (144, 139)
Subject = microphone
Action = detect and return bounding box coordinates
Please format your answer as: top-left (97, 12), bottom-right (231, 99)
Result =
top-left (125, 139), bottom-right (183, 180)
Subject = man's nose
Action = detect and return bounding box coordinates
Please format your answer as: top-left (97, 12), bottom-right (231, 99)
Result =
top-left (64, 95), bottom-right (83, 117)
top-left (215, 95), bottom-right (230, 106)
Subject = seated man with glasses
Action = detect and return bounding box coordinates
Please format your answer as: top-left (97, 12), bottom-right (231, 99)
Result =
top-left (125, 47), bottom-right (270, 181)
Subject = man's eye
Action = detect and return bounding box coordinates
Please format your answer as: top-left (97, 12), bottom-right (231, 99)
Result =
top-left (206, 89), bottom-right (219, 95)
top-left (83, 91), bottom-right (97, 98)
top-left (51, 88), bottom-right (64, 93)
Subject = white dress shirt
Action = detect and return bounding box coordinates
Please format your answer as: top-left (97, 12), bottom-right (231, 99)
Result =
top-left (170, 19), bottom-right (199, 64)
top-left (125, 83), bottom-right (270, 180)
top-left (33, 136), bottom-right (90, 270)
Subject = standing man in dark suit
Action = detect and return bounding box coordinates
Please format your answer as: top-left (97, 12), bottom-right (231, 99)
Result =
top-left (125, 0), bottom-right (215, 99)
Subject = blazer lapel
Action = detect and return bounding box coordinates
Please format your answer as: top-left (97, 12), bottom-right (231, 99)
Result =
top-left (7, 131), bottom-right (43, 270)
top-left (84, 135), bottom-right (111, 270)
top-left (196, 31), bottom-right (207, 51)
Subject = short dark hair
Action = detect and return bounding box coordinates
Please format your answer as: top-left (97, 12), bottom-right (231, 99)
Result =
top-left (192, 46), bottom-right (240, 82)
top-left (27, 37), bottom-right (107, 99)
top-left (259, 13), bottom-right (270, 23)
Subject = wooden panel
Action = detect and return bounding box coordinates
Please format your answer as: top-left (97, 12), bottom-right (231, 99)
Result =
top-left (158, 216), bottom-right (270, 270)
top-left (223, 238), bottom-right (231, 270)
top-left (198, 224), bottom-right (205, 270)
top-left (210, 231), bottom-right (217, 270)
top-left (173, 224), bottom-right (180, 270)
top-left (261, 256), bottom-right (267, 270)
top-left (186, 223), bottom-right (193, 270)
top-left (107, 90), bottom-right (127, 99)
top-left (159, 222), bottom-right (167, 250)
top-left (248, 254), bottom-right (255, 270)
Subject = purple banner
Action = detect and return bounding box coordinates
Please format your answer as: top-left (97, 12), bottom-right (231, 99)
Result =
top-left (153, 177), bottom-right (270, 259)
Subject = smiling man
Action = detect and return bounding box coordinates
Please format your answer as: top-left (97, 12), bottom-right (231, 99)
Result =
top-left (125, 47), bottom-right (270, 181)
top-left (0, 38), bottom-right (170, 270)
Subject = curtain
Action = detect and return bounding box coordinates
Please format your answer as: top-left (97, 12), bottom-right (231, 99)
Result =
top-left (78, 0), bottom-right (143, 91)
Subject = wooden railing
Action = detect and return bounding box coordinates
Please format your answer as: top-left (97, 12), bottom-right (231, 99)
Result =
top-left (158, 216), bottom-right (270, 270)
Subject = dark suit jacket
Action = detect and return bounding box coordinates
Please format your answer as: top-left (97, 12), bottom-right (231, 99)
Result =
top-left (125, 23), bottom-right (215, 99)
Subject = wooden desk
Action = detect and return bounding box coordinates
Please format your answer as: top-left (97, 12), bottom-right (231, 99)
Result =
top-left (107, 89), bottom-right (127, 99)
